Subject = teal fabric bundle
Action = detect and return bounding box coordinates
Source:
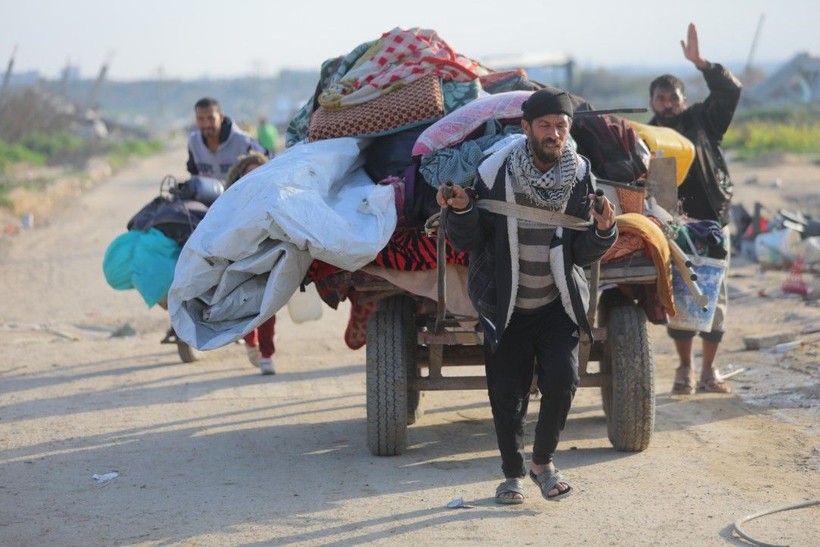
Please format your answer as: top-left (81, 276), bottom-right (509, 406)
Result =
top-left (103, 228), bottom-right (181, 307)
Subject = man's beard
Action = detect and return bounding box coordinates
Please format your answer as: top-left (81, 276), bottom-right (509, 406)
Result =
top-left (529, 138), bottom-right (563, 166)
top-left (655, 110), bottom-right (682, 128)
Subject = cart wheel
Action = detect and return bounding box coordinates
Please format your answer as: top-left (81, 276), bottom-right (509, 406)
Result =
top-left (599, 300), bottom-right (654, 451)
top-left (177, 341), bottom-right (201, 363)
top-left (366, 295), bottom-right (415, 456)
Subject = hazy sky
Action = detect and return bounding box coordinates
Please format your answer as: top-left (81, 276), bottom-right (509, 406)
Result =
top-left (2, 0), bottom-right (817, 81)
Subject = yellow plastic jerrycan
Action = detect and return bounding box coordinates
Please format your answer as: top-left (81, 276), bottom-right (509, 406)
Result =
top-left (627, 120), bottom-right (695, 186)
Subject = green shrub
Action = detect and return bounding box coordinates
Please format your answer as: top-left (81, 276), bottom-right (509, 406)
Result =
top-left (724, 121), bottom-right (820, 160)
top-left (723, 106), bottom-right (820, 159)
top-left (19, 131), bottom-right (86, 157)
top-left (734, 106), bottom-right (820, 125)
top-left (104, 138), bottom-right (164, 169)
top-left (109, 139), bottom-right (164, 157)
top-left (0, 139), bottom-right (46, 171)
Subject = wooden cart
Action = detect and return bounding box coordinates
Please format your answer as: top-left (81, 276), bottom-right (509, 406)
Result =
top-left (322, 214), bottom-right (658, 456)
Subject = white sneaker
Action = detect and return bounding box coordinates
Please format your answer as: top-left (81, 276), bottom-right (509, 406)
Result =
top-left (258, 357), bottom-right (275, 375)
top-left (245, 344), bottom-right (261, 367)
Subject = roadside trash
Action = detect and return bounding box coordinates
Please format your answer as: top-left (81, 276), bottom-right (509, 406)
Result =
top-left (44, 325), bottom-right (80, 341)
top-left (779, 209), bottom-right (820, 238)
top-left (743, 206), bottom-right (820, 269)
top-left (733, 499), bottom-right (820, 547)
top-left (766, 341), bottom-right (803, 354)
top-left (110, 323), bottom-right (137, 338)
top-left (719, 367), bottom-right (746, 380)
top-left (781, 256), bottom-right (812, 296)
top-left (92, 471), bottom-right (119, 483)
top-left (21, 213), bottom-right (34, 229)
top-left (801, 322), bottom-right (820, 335)
top-left (799, 236), bottom-right (820, 265)
top-left (445, 497), bottom-right (475, 509)
top-left (743, 332), bottom-right (797, 350)
top-left (735, 203), bottom-right (820, 268)
top-left (754, 229), bottom-right (801, 267)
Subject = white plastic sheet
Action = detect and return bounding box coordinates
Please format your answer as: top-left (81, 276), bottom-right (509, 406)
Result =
top-left (168, 137), bottom-right (397, 350)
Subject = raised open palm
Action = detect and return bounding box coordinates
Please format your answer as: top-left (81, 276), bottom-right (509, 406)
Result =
top-left (680, 22), bottom-right (705, 66)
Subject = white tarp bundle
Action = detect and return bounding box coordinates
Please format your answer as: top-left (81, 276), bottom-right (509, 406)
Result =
top-left (168, 137), bottom-right (397, 350)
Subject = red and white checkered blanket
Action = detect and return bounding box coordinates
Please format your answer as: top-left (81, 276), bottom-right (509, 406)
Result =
top-left (318, 27), bottom-right (486, 109)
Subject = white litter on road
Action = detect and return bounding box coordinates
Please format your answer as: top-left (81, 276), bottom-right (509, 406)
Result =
top-left (92, 472), bottom-right (119, 483)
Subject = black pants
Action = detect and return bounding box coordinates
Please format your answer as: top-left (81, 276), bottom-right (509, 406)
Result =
top-left (484, 300), bottom-right (579, 479)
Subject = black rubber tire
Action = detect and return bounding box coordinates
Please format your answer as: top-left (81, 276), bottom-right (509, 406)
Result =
top-left (177, 342), bottom-right (201, 363)
top-left (599, 302), bottom-right (654, 452)
top-left (366, 295), bottom-right (415, 456)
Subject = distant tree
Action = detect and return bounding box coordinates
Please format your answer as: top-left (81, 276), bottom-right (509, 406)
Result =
top-left (0, 88), bottom-right (75, 143)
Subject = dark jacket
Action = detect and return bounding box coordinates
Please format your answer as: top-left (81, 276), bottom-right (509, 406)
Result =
top-left (445, 140), bottom-right (617, 351)
top-left (649, 64), bottom-right (742, 225)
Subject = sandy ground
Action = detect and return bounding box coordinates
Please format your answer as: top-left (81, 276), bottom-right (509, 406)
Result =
top-left (0, 146), bottom-right (818, 546)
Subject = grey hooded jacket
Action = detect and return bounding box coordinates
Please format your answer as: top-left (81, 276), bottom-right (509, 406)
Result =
top-left (186, 117), bottom-right (268, 181)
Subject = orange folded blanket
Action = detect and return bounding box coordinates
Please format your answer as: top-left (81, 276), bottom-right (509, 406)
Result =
top-left (603, 213), bottom-right (675, 317)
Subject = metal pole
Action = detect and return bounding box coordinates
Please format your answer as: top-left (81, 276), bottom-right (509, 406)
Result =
top-left (0, 44), bottom-right (17, 105)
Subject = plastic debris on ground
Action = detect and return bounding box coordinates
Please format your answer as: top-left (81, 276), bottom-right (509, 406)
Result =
top-left (719, 364), bottom-right (746, 380)
top-left (733, 202), bottom-right (820, 269)
top-left (445, 497), bottom-right (475, 509)
top-left (782, 256), bottom-right (813, 296)
top-left (92, 471), bottom-right (119, 483)
top-left (767, 340), bottom-right (803, 353)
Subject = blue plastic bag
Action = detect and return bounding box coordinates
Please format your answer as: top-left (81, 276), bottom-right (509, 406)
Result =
top-left (102, 228), bottom-right (181, 307)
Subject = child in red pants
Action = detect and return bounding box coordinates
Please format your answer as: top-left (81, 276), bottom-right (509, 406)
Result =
top-left (244, 315), bottom-right (276, 375)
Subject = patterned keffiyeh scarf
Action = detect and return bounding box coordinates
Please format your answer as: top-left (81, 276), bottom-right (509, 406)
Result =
top-left (507, 138), bottom-right (579, 211)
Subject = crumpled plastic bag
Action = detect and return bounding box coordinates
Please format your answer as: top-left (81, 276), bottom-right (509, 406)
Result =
top-left (102, 228), bottom-right (180, 307)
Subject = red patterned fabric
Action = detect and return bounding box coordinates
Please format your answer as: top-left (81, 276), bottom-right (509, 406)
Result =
top-left (307, 260), bottom-right (340, 284)
top-left (344, 295), bottom-right (376, 350)
top-left (372, 228), bottom-right (468, 271)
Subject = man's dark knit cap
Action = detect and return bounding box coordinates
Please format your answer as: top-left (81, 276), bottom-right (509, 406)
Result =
top-left (521, 88), bottom-right (574, 121)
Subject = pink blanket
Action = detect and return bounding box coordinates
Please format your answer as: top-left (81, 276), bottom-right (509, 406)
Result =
top-left (412, 91), bottom-right (532, 157)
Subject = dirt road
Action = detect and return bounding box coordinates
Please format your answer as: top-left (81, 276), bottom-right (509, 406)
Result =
top-left (1, 147), bottom-right (818, 546)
